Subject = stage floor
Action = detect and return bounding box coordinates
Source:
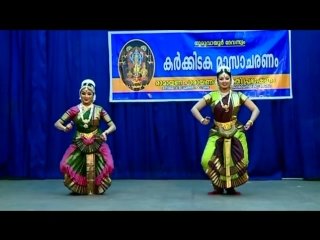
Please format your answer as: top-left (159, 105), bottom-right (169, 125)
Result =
top-left (0, 179), bottom-right (319, 210)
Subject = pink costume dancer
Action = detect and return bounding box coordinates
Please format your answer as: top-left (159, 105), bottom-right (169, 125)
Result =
top-left (54, 79), bottom-right (117, 195)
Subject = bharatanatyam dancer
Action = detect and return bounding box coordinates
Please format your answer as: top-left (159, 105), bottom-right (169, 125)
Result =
top-left (54, 79), bottom-right (116, 195)
top-left (191, 66), bottom-right (260, 195)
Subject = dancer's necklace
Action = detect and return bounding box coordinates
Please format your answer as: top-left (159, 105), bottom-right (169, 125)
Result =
top-left (78, 103), bottom-right (94, 128)
top-left (219, 90), bottom-right (231, 112)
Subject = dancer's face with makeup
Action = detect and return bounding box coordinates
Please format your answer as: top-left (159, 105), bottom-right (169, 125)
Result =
top-left (80, 88), bottom-right (94, 105)
top-left (217, 71), bottom-right (231, 91)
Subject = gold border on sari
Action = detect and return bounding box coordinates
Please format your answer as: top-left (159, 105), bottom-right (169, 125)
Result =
top-left (86, 153), bottom-right (95, 195)
top-left (223, 139), bottom-right (232, 188)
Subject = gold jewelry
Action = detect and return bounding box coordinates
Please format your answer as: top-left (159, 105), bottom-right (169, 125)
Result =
top-left (247, 120), bottom-right (254, 126)
top-left (214, 119), bottom-right (237, 130)
top-left (77, 129), bottom-right (98, 139)
top-left (219, 90), bottom-right (231, 112)
top-left (78, 103), bottom-right (94, 128)
top-left (200, 118), bottom-right (205, 124)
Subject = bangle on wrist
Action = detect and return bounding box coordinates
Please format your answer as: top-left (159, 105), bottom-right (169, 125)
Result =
top-left (247, 120), bottom-right (254, 126)
top-left (200, 118), bottom-right (205, 124)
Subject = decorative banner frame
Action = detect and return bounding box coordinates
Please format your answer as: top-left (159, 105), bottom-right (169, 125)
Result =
top-left (108, 30), bottom-right (292, 102)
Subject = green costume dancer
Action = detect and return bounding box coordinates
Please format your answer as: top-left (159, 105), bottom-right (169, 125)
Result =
top-left (54, 79), bottom-right (117, 195)
top-left (191, 66), bottom-right (260, 195)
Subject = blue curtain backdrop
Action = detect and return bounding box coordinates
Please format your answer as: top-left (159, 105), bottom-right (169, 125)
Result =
top-left (0, 30), bottom-right (319, 180)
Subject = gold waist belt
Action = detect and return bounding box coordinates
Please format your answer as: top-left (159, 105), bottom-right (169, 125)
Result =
top-left (214, 119), bottom-right (237, 130)
top-left (77, 129), bottom-right (98, 139)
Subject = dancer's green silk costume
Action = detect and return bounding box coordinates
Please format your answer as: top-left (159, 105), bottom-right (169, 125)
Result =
top-left (201, 90), bottom-right (249, 189)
